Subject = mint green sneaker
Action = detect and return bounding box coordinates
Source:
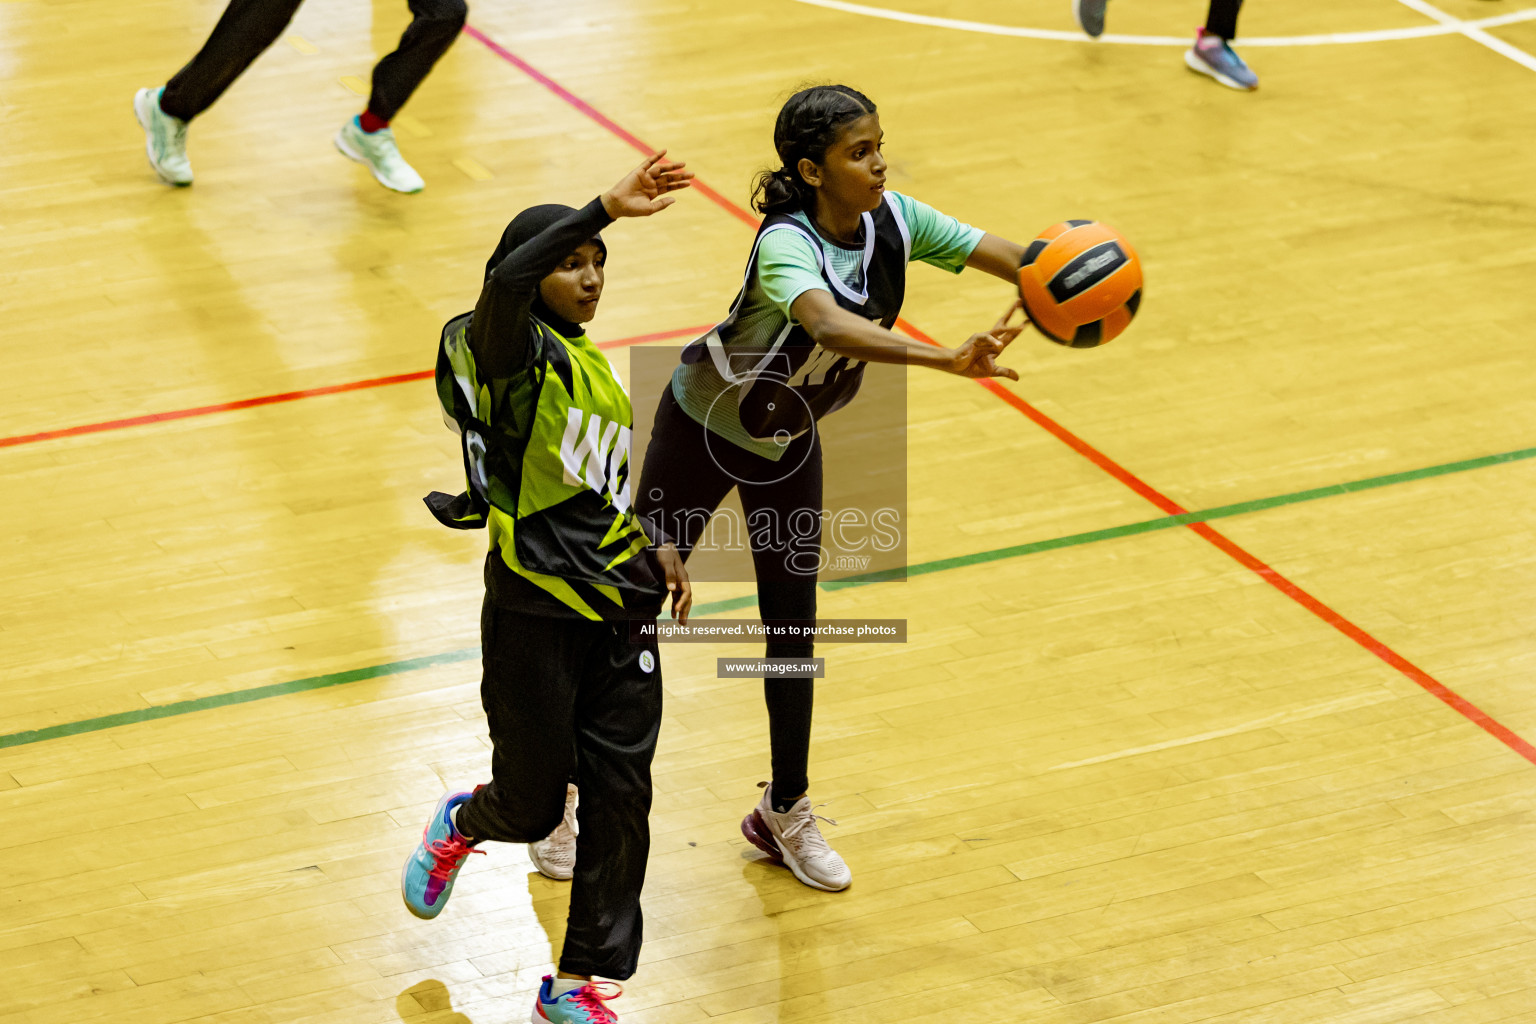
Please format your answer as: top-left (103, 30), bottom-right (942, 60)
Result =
top-left (334, 115), bottom-right (425, 193)
top-left (133, 87), bottom-right (192, 186)
top-left (531, 977), bottom-right (623, 1023)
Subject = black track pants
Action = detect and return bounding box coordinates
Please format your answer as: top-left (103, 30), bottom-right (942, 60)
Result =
top-left (635, 387), bottom-right (821, 800)
top-left (160, 0), bottom-right (467, 123)
top-left (1205, 0), bottom-right (1244, 40)
top-left (454, 582), bottom-right (662, 981)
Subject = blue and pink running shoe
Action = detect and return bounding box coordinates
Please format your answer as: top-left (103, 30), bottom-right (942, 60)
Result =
top-left (531, 976), bottom-right (623, 1023)
top-left (1186, 28), bottom-right (1259, 91)
top-left (401, 789), bottom-right (483, 919)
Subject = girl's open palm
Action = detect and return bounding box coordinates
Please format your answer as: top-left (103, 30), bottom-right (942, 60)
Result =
top-left (602, 151), bottom-right (694, 218)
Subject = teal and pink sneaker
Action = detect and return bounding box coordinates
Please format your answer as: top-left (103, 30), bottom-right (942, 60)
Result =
top-left (401, 789), bottom-right (483, 919)
top-left (531, 976), bottom-right (623, 1023)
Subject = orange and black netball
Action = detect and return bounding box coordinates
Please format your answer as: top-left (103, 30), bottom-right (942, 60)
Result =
top-left (1016, 220), bottom-right (1142, 348)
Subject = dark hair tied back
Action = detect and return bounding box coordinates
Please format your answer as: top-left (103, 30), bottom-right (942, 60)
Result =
top-left (752, 85), bottom-right (877, 216)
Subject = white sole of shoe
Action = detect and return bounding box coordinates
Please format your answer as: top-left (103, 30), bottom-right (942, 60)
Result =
top-left (782, 852), bottom-right (851, 892)
top-left (742, 809), bottom-right (850, 892)
top-left (333, 128), bottom-right (423, 194)
top-left (1184, 49), bottom-right (1257, 91)
top-left (133, 90), bottom-right (191, 186)
top-left (527, 843), bottom-right (574, 881)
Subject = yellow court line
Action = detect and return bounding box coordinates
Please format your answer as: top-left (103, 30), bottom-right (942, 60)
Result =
top-left (452, 157), bottom-right (494, 180)
top-left (393, 114), bottom-right (432, 138)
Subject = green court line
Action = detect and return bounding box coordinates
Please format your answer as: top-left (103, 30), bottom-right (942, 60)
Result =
top-left (0, 649), bottom-right (482, 751)
top-left (3, 444), bottom-right (1533, 751)
top-left (824, 444), bottom-right (1536, 588)
top-left (0, 597), bottom-right (758, 751)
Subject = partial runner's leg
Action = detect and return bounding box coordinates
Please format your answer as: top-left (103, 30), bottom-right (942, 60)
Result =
top-left (160, 0), bottom-right (305, 121)
top-left (365, 0), bottom-right (468, 121)
top-left (138, 0), bottom-right (302, 184)
top-left (1188, 0), bottom-right (1258, 90)
top-left (335, 0), bottom-right (465, 192)
top-left (1204, 0), bottom-right (1243, 40)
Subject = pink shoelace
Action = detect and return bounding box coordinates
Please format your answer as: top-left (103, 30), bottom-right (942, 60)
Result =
top-left (570, 981), bottom-right (623, 1022)
top-left (425, 832), bottom-right (484, 880)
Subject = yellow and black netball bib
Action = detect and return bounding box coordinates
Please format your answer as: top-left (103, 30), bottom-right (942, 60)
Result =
top-left (427, 312), bottom-right (665, 619)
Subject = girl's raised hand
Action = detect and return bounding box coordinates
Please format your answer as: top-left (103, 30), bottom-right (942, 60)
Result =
top-left (601, 151), bottom-right (694, 219)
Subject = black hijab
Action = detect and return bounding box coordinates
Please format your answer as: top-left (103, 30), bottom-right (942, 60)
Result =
top-left (485, 203), bottom-right (607, 340)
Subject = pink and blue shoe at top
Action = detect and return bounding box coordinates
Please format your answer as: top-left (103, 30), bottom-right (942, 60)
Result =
top-left (401, 789), bottom-right (483, 919)
top-left (532, 976), bottom-right (624, 1023)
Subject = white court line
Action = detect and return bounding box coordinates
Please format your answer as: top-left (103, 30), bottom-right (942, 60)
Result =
top-left (1393, 0), bottom-right (1536, 71)
top-left (790, 0), bottom-right (1536, 48)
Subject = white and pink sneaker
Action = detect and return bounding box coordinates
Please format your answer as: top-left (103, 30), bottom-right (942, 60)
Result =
top-left (741, 783), bottom-right (851, 892)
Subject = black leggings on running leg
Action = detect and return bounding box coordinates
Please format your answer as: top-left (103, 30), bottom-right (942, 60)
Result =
top-left (1204, 0), bottom-right (1244, 40)
top-left (636, 388), bottom-right (820, 800)
top-left (160, 0), bottom-right (467, 122)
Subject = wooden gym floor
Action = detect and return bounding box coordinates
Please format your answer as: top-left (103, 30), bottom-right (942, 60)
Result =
top-left (3, 0), bottom-right (1536, 1020)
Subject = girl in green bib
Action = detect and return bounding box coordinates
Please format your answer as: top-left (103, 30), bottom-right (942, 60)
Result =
top-left (406, 153), bottom-right (693, 1024)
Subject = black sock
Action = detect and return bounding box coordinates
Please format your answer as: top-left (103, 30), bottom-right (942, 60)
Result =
top-left (771, 790), bottom-right (801, 814)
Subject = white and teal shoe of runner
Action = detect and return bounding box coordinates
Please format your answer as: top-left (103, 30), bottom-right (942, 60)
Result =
top-left (334, 116), bottom-right (426, 193)
top-left (133, 87), bottom-right (192, 186)
top-left (401, 789), bottom-right (483, 920)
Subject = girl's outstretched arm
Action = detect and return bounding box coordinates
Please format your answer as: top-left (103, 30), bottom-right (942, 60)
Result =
top-left (964, 232), bottom-right (1029, 283)
top-left (792, 289), bottom-right (1021, 381)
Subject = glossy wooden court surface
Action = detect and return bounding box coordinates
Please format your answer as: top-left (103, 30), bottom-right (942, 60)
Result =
top-left (3, 0), bottom-right (1536, 1021)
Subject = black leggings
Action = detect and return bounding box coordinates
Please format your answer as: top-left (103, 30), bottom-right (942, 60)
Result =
top-left (636, 388), bottom-right (821, 799)
top-left (454, 584), bottom-right (662, 981)
top-left (1205, 0), bottom-right (1244, 40)
top-left (160, 0), bottom-right (467, 123)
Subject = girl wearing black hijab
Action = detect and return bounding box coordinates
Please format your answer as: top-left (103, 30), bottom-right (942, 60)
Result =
top-left (403, 152), bottom-right (692, 1024)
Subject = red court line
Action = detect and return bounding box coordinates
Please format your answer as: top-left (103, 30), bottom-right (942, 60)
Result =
top-left (464, 24), bottom-right (1536, 767)
top-left (463, 25), bottom-right (758, 230)
top-left (0, 325), bottom-right (710, 450)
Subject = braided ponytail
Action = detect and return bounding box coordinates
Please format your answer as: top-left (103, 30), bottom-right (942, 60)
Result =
top-left (751, 85), bottom-right (878, 216)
